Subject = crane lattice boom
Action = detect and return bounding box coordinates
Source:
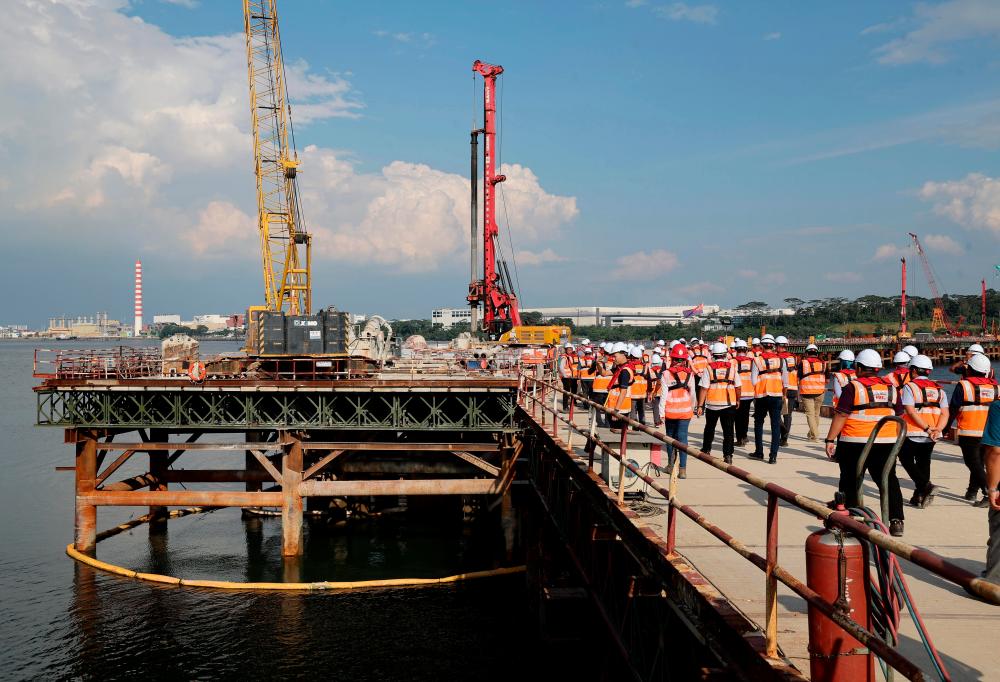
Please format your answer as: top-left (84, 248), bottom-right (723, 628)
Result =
top-left (244, 0), bottom-right (311, 315)
top-left (907, 232), bottom-right (953, 334)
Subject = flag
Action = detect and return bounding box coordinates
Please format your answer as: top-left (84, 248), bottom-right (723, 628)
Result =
top-left (683, 303), bottom-right (704, 319)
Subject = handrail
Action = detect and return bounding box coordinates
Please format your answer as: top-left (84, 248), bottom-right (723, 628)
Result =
top-left (518, 370), bottom-right (1000, 682)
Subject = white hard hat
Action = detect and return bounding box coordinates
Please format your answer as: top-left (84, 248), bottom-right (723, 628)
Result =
top-left (838, 349), bottom-right (855, 362)
top-left (564, 342), bottom-right (573, 348)
top-left (806, 343), bottom-right (818, 351)
top-left (580, 338), bottom-right (590, 345)
top-left (968, 343), bottom-right (985, 354)
top-left (902, 345), bottom-right (918, 358)
top-left (668, 340), bottom-right (679, 348)
top-left (651, 354), bottom-right (663, 364)
top-left (856, 349), bottom-right (883, 369)
top-left (909, 354), bottom-right (933, 371)
top-left (775, 335), bottom-right (789, 345)
top-left (657, 340), bottom-right (666, 346)
top-left (629, 346), bottom-right (643, 359)
top-left (968, 353), bottom-right (991, 374)
top-left (761, 334), bottom-right (775, 344)
top-left (710, 342), bottom-right (727, 356)
top-left (752, 337), bottom-right (761, 345)
top-left (584, 347), bottom-right (594, 354)
top-left (892, 351), bottom-right (911, 365)
top-left (612, 342), bottom-right (628, 354)
top-left (729, 340), bottom-right (737, 349)
top-left (735, 339), bottom-right (749, 349)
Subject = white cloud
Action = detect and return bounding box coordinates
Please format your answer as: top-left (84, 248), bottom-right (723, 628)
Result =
top-left (373, 30), bottom-right (435, 48)
top-left (677, 280), bottom-right (724, 297)
top-left (517, 249), bottom-right (566, 266)
top-left (760, 272), bottom-right (787, 286)
top-left (919, 173), bottom-right (1000, 234)
top-left (923, 233), bottom-right (964, 254)
top-left (653, 3), bottom-right (718, 24)
top-left (763, 32), bottom-right (781, 41)
top-left (873, 243), bottom-right (906, 261)
top-left (609, 250), bottom-right (678, 280)
top-left (162, 0), bottom-right (198, 7)
top-left (870, 0), bottom-right (1000, 65)
top-left (824, 271), bottom-right (863, 284)
top-left (737, 269), bottom-right (759, 279)
top-left (180, 201), bottom-right (256, 258)
top-left (625, 0), bottom-right (648, 6)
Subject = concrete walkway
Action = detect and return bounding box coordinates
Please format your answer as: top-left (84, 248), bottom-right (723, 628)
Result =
top-left (561, 405), bottom-right (999, 680)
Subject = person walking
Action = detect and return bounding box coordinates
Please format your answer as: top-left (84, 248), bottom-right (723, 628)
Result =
top-left (648, 353), bottom-right (665, 427)
top-left (733, 340), bottom-right (755, 446)
top-left (944, 353), bottom-right (998, 507)
top-left (604, 343), bottom-right (634, 432)
top-left (578, 347), bottom-right (595, 407)
top-left (589, 343), bottom-right (613, 428)
top-left (628, 346), bottom-right (648, 425)
top-left (660, 344), bottom-right (696, 478)
top-left (689, 338), bottom-right (709, 377)
top-left (979, 401), bottom-right (1000, 585)
top-left (776, 336), bottom-right (798, 446)
top-left (897, 354), bottom-right (949, 508)
top-left (884, 351), bottom-right (912, 389)
top-left (824, 349), bottom-right (905, 537)
top-left (798, 343), bottom-right (827, 441)
top-left (832, 350), bottom-right (857, 400)
top-left (698, 342), bottom-right (740, 464)
top-left (557, 343), bottom-right (577, 411)
top-left (750, 334), bottom-right (787, 464)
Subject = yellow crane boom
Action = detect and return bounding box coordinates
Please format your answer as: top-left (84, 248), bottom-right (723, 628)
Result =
top-left (243, 0), bottom-right (311, 315)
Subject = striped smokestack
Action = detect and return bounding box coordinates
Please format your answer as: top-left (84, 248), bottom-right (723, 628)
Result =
top-left (134, 260), bottom-right (143, 337)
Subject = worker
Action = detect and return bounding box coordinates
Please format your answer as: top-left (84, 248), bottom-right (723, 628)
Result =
top-left (751, 337), bottom-right (762, 358)
top-left (698, 342), bottom-right (740, 464)
top-left (660, 344), bottom-right (697, 478)
top-left (944, 353), bottom-right (998, 507)
top-left (605, 342), bottom-right (634, 432)
top-left (798, 343), bottom-right (827, 442)
top-left (901, 344), bottom-right (919, 360)
top-left (978, 401), bottom-right (1000, 585)
top-left (884, 351), bottom-right (912, 389)
top-left (750, 334), bottom-right (786, 463)
top-left (733, 339), bottom-right (755, 446)
top-left (557, 343), bottom-right (577, 411)
top-left (950, 343), bottom-right (995, 379)
top-left (824, 349), bottom-right (905, 537)
top-left (690, 338), bottom-right (709, 376)
top-left (648, 353), bottom-right (665, 427)
top-left (589, 344), bottom-right (613, 428)
top-left (579, 347), bottom-right (595, 408)
top-left (629, 346), bottom-right (648, 425)
top-left (897, 354), bottom-right (949, 508)
top-left (775, 335), bottom-right (798, 446)
top-left (832, 350), bottom-right (857, 400)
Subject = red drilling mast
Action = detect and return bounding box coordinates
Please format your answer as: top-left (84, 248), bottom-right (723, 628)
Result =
top-left (908, 232), bottom-right (956, 335)
top-left (983, 278), bottom-right (988, 334)
top-left (468, 59), bottom-right (521, 338)
top-left (900, 257), bottom-right (908, 336)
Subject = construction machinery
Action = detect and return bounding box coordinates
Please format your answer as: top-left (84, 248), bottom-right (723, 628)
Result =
top-left (907, 232), bottom-right (966, 336)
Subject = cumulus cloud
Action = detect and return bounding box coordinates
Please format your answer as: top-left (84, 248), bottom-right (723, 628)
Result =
top-left (824, 271), bottom-right (863, 284)
top-left (517, 249), bottom-right (567, 266)
top-left (181, 201), bottom-right (256, 258)
top-left (653, 3), bottom-right (718, 24)
top-left (923, 233), bottom-right (964, 254)
top-left (870, 0), bottom-right (1000, 65)
top-left (873, 243), bottom-right (906, 261)
top-left (763, 32), bottom-right (781, 41)
top-left (919, 173), bottom-right (1000, 233)
top-left (609, 250), bottom-right (679, 280)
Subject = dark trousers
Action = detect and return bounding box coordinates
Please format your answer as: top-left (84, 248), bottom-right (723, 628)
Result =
top-left (898, 438), bottom-right (935, 494)
top-left (959, 435), bottom-right (988, 494)
top-left (593, 394), bottom-right (609, 427)
top-left (834, 441), bottom-right (904, 522)
top-left (735, 399), bottom-right (752, 441)
top-left (781, 390), bottom-right (799, 439)
top-left (703, 407), bottom-right (736, 456)
top-left (580, 379), bottom-right (594, 406)
top-left (630, 397), bottom-right (646, 425)
top-left (561, 378), bottom-right (577, 410)
top-left (753, 396), bottom-right (783, 457)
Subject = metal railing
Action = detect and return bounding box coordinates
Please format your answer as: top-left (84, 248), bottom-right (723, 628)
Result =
top-left (518, 371), bottom-right (1000, 681)
top-left (33, 347), bottom-right (161, 380)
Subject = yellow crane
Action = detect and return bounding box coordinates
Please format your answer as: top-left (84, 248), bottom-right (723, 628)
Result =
top-left (243, 0), bottom-right (311, 316)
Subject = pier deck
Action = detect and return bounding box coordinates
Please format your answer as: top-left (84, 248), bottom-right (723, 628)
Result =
top-left (564, 407), bottom-right (1000, 679)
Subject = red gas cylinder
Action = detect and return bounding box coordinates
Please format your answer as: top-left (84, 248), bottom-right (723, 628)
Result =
top-left (804, 500), bottom-right (874, 682)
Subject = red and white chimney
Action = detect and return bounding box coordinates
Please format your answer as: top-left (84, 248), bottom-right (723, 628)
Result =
top-left (134, 260), bottom-right (143, 337)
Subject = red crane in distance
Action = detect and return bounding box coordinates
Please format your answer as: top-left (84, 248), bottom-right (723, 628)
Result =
top-left (907, 232), bottom-right (963, 335)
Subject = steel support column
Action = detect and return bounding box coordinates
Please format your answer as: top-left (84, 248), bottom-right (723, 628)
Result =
top-left (148, 428), bottom-right (168, 535)
top-left (74, 429), bottom-right (97, 554)
top-left (281, 432), bottom-right (304, 557)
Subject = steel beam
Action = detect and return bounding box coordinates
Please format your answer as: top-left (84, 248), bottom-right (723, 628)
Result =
top-left (77, 491), bottom-right (283, 506)
top-left (298, 479), bottom-right (495, 496)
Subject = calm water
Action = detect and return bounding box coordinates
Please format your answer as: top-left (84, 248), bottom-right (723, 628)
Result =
top-left (0, 341), bottom-right (549, 681)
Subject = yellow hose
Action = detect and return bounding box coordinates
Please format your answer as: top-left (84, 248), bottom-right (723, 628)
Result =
top-left (66, 507), bottom-right (526, 591)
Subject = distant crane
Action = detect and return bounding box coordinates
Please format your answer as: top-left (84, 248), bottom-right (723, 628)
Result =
top-left (243, 0), bottom-right (311, 316)
top-left (907, 232), bottom-right (957, 335)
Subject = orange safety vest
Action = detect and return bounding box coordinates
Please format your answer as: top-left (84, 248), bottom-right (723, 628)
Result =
top-left (840, 377), bottom-right (898, 444)
top-left (833, 368), bottom-right (856, 389)
top-left (884, 368), bottom-right (910, 389)
top-left (704, 361), bottom-right (738, 409)
top-left (955, 377), bottom-right (997, 437)
top-left (647, 365), bottom-right (664, 397)
top-left (735, 356), bottom-right (755, 397)
top-left (690, 352), bottom-right (709, 375)
top-left (798, 357), bottom-right (826, 396)
top-left (604, 364), bottom-right (634, 413)
top-left (558, 354), bottom-right (575, 378)
top-left (754, 353), bottom-right (784, 398)
top-left (902, 378), bottom-right (944, 437)
top-left (779, 352), bottom-right (798, 390)
top-left (628, 361), bottom-right (648, 399)
top-left (662, 367), bottom-right (694, 420)
top-left (592, 360), bottom-right (612, 393)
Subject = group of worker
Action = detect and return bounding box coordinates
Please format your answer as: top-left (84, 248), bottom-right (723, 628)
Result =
top-left (554, 337), bottom-right (998, 538)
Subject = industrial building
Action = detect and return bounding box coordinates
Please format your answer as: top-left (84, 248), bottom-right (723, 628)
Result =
top-left (45, 313), bottom-right (127, 338)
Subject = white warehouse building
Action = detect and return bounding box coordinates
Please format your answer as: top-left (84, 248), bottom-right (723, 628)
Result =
top-left (520, 305), bottom-right (722, 328)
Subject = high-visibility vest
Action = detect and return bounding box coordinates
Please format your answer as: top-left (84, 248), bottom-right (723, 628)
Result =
top-left (833, 368), bottom-right (856, 389)
top-left (884, 368), bottom-right (910, 389)
top-left (798, 357), bottom-right (826, 396)
top-left (840, 377), bottom-right (898, 444)
top-left (558, 355), bottom-right (574, 378)
top-left (647, 365), bottom-right (663, 397)
top-left (704, 361), bottom-right (738, 409)
top-left (604, 365), bottom-right (634, 413)
top-left (592, 360), bottom-right (611, 392)
top-left (629, 362), bottom-right (648, 399)
top-left (956, 377), bottom-right (997, 437)
top-left (902, 378), bottom-right (944, 437)
top-left (735, 356), bottom-right (754, 397)
top-left (690, 353), bottom-right (709, 375)
top-left (779, 352), bottom-right (798, 390)
top-left (662, 368), bottom-right (694, 420)
top-left (754, 353), bottom-right (784, 398)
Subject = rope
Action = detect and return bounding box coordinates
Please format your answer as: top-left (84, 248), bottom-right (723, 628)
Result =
top-left (68, 507), bottom-right (526, 592)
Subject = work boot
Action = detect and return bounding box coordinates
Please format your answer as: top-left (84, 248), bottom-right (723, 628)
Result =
top-left (920, 484), bottom-right (938, 508)
top-left (974, 496), bottom-right (991, 508)
top-left (735, 438), bottom-right (746, 447)
top-left (678, 467), bottom-right (687, 479)
top-left (748, 451), bottom-right (765, 461)
top-left (723, 455), bottom-right (733, 464)
top-left (779, 437), bottom-right (788, 447)
top-left (964, 486), bottom-right (979, 501)
top-left (768, 455), bottom-right (777, 464)
top-left (908, 492), bottom-right (923, 508)
top-left (889, 519), bottom-right (904, 537)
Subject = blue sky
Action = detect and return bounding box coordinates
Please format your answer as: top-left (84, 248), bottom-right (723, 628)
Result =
top-left (3, 0), bottom-right (1000, 326)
